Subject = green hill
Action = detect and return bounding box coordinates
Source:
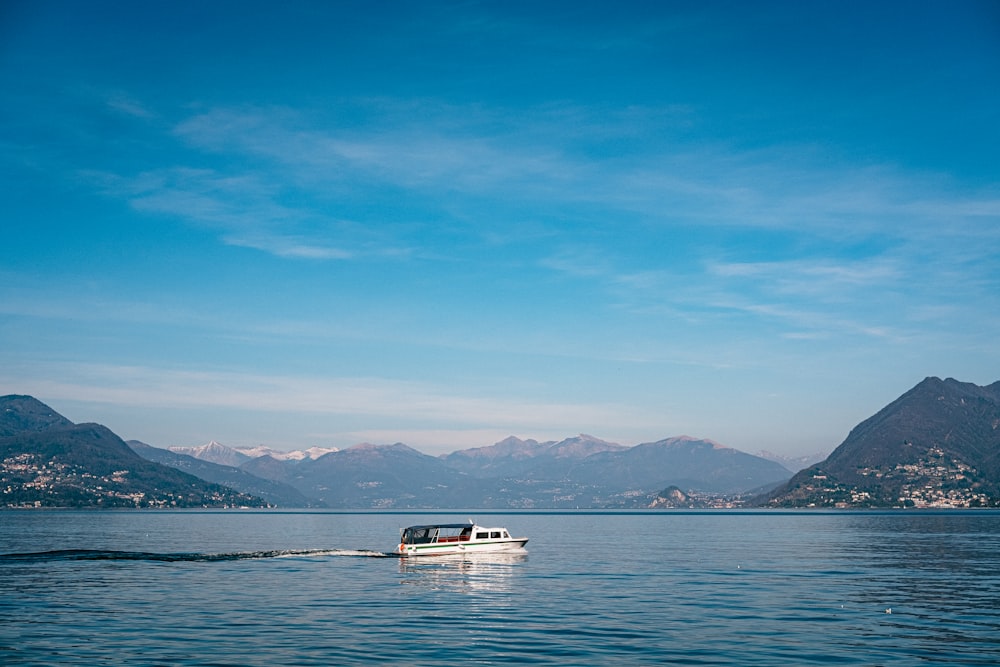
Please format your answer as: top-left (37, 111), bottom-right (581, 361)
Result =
top-left (0, 396), bottom-right (268, 508)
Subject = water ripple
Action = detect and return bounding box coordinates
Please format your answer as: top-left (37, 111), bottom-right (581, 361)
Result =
top-left (2, 511), bottom-right (1000, 665)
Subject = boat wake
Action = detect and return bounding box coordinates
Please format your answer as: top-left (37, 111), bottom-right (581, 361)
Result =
top-left (0, 548), bottom-right (391, 563)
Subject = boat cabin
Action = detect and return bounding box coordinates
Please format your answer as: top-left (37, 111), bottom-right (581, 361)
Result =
top-left (400, 523), bottom-right (513, 545)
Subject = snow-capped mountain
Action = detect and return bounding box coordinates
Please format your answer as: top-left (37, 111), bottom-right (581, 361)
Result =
top-left (168, 441), bottom-right (338, 465)
top-left (233, 445), bottom-right (339, 461)
top-left (168, 440), bottom-right (250, 467)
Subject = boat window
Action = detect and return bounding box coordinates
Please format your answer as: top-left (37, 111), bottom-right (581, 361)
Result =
top-left (503, 531), bottom-right (510, 538)
top-left (404, 528), bottom-right (434, 544)
top-left (491, 531), bottom-right (501, 539)
top-left (476, 532), bottom-right (489, 539)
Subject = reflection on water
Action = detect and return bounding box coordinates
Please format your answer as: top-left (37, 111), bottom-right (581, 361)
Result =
top-left (398, 551), bottom-right (527, 594)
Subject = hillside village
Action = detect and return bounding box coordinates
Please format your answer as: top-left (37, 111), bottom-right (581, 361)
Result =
top-left (785, 447), bottom-right (992, 509)
top-left (1, 451), bottom-right (251, 508)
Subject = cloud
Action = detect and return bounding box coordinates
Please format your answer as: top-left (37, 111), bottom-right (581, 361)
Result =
top-left (223, 234), bottom-right (352, 260)
top-left (106, 92), bottom-right (155, 119)
top-left (80, 97), bottom-right (1000, 347)
top-left (708, 258), bottom-right (904, 297)
top-left (12, 362), bottom-right (655, 434)
top-left (539, 246), bottom-right (615, 279)
top-left (5, 357), bottom-right (672, 452)
top-left (87, 166), bottom-right (361, 260)
top-left (173, 104), bottom-right (584, 196)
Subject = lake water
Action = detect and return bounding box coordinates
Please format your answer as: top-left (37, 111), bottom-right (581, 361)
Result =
top-left (2, 510), bottom-right (999, 665)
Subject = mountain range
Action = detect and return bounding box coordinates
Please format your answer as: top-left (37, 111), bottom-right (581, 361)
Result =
top-left (5, 376), bottom-right (997, 509)
top-left (140, 432), bottom-right (793, 508)
top-left (1, 394), bottom-right (793, 508)
top-left (166, 441), bottom-right (339, 465)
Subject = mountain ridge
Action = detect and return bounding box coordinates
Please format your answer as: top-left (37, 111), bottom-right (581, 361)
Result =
top-left (224, 433), bottom-right (790, 507)
top-left (1, 395), bottom-right (75, 436)
top-left (762, 377), bottom-right (1000, 507)
top-left (9, 376), bottom-right (996, 509)
top-left (124, 431), bottom-right (793, 507)
top-left (168, 441), bottom-right (340, 465)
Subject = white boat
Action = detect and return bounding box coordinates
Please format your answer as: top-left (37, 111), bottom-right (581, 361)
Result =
top-left (395, 520), bottom-right (528, 557)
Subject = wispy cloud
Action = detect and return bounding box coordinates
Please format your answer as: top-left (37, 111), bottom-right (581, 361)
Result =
top-left (73, 95), bottom-right (1000, 363)
top-left (87, 166), bottom-right (359, 260)
top-left (222, 234), bottom-right (352, 260)
top-left (106, 92), bottom-right (156, 119)
top-left (11, 362), bottom-right (657, 436)
top-left (87, 97), bottom-right (1000, 275)
top-left (173, 104), bottom-right (584, 195)
top-left (539, 246), bottom-right (616, 279)
top-left (708, 258), bottom-right (904, 297)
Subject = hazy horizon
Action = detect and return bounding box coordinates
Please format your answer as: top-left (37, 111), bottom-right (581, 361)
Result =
top-left (153, 432), bottom-right (828, 462)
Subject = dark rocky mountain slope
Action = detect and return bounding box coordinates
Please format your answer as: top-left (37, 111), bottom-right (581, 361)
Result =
top-left (1, 395), bottom-right (74, 436)
top-left (762, 377), bottom-right (1000, 507)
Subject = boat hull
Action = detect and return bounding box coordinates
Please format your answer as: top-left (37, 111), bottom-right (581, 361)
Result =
top-left (396, 538), bottom-right (528, 557)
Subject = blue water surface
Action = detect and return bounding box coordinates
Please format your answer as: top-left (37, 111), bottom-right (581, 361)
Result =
top-left (1, 510), bottom-right (999, 665)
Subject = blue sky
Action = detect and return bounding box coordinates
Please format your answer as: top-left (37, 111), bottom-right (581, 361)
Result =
top-left (2, 1), bottom-right (998, 457)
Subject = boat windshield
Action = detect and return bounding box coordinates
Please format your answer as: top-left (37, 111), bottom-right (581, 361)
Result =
top-left (401, 524), bottom-right (474, 544)
top-left (402, 527), bottom-right (433, 544)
